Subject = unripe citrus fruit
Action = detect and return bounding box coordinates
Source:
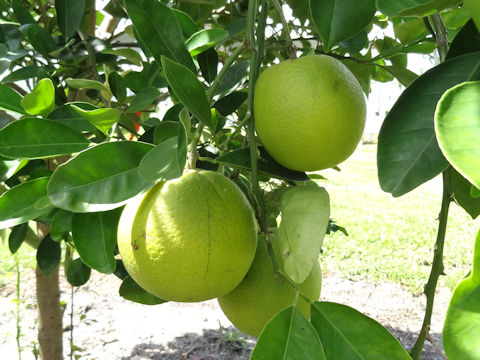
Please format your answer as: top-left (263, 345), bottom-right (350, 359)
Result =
top-left (254, 54), bottom-right (366, 171)
top-left (117, 170), bottom-right (258, 302)
top-left (217, 237), bottom-right (322, 337)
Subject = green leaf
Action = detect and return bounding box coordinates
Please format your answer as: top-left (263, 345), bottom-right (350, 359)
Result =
top-left (0, 83), bottom-right (26, 114)
top-left (47, 141), bottom-right (155, 213)
top-left (213, 91), bottom-right (248, 116)
top-left (0, 177), bottom-right (52, 229)
top-left (50, 209), bottom-right (73, 241)
top-left (185, 28), bottom-right (229, 56)
top-left (450, 168), bottom-right (480, 219)
top-left (435, 81), bottom-right (480, 189)
top-left (309, 0), bottom-right (376, 52)
top-left (119, 276), bottom-right (166, 305)
top-left (171, 8), bottom-right (198, 37)
top-left (102, 49), bottom-right (143, 66)
top-left (1, 66), bottom-right (51, 83)
top-left (198, 48), bottom-right (219, 84)
top-left (36, 234), bottom-right (61, 276)
top-left (0, 157), bottom-right (27, 182)
top-left (12, 0), bottom-right (35, 24)
top-left (47, 102), bottom-right (98, 133)
top-left (8, 223), bottom-right (28, 254)
top-left (20, 78), bottom-right (55, 116)
top-left (214, 61), bottom-right (249, 98)
top-left (127, 87), bottom-right (160, 113)
top-left (72, 208), bottom-right (122, 274)
top-left (464, 0), bottom-right (480, 32)
top-left (66, 78), bottom-right (111, 93)
top-left (56, 0), bottom-right (85, 39)
top-left (71, 105), bottom-right (121, 135)
top-left (443, 230), bottom-right (480, 360)
top-left (138, 121), bottom-right (187, 181)
top-left (124, 0), bottom-right (195, 72)
top-left (108, 72), bottom-right (127, 103)
top-left (66, 257), bottom-right (91, 286)
top-left (376, 0), bottom-right (461, 17)
top-left (251, 305), bottom-right (326, 360)
top-left (384, 66), bottom-right (418, 87)
top-left (277, 186), bottom-right (330, 284)
top-left (216, 147), bottom-right (309, 182)
top-left (0, 118), bottom-right (90, 159)
top-left (446, 20), bottom-right (480, 60)
top-left (311, 302), bottom-right (411, 359)
top-left (377, 52), bottom-right (480, 197)
top-left (19, 24), bottom-right (57, 58)
top-left (161, 56), bottom-right (213, 130)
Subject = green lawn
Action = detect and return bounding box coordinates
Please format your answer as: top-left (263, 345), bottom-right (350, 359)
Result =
top-left (318, 143), bottom-right (479, 294)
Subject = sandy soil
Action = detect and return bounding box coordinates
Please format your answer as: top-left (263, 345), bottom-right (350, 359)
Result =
top-left (0, 271), bottom-right (450, 359)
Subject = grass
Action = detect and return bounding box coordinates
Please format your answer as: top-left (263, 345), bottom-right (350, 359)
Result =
top-left (318, 143), bottom-right (479, 294)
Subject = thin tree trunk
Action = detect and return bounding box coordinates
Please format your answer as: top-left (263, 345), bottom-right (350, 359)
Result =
top-left (36, 224), bottom-right (63, 360)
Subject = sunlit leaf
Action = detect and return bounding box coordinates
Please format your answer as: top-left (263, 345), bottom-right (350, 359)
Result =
top-left (20, 78), bottom-right (55, 116)
top-left (186, 28), bottom-right (229, 56)
top-left (71, 105), bottom-right (121, 135)
top-left (0, 83), bottom-right (26, 114)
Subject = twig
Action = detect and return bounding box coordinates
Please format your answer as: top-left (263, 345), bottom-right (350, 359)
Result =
top-left (270, 0), bottom-right (295, 58)
top-left (426, 331), bottom-right (448, 360)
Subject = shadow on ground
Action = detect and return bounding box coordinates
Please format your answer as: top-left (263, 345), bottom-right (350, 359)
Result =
top-left (122, 326), bottom-right (445, 360)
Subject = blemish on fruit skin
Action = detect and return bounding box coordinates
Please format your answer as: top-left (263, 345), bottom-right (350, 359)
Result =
top-left (133, 240), bottom-right (139, 251)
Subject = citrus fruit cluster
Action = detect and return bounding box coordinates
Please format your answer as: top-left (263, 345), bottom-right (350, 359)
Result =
top-left (254, 54), bottom-right (366, 172)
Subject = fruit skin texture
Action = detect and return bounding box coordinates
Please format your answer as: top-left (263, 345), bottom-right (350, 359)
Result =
top-left (254, 54), bottom-right (366, 171)
top-left (217, 237), bottom-right (322, 337)
top-left (117, 170), bottom-right (258, 302)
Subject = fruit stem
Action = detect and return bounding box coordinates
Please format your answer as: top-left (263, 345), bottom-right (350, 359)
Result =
top-left (410, 169), bottom-right (452, 359)
top-left (270, 0), bottom-right (296, 59)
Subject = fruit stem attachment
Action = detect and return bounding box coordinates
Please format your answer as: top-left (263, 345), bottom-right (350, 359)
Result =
top-left (270, 0), bottom-right (296, 59)
top-left (410, 168), bottom-right (452, 359)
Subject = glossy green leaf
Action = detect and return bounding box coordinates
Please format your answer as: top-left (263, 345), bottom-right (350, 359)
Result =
top-left (8, 223), bottom-right (28, 254)
top-left (108, 72), bottom-right (127, 103)
top-left (213, 91), bottom-right (247, 116)
top-left (464, 0), bottom-right (480, 32)
top-left (277, 186), bottom-right (330, 284)
top-left (309, 0), bottom-right (376, 52)
top-left (171, 8), bottom-right (198, 37)
top-left (450, 168), bottom-right (480, 219)
top-left (435, 81), bottom-right (480, 189)
top-left (47, 102), bottom-right (98, 133)
top-left (0, 177), bottom-right (52, 229)
top-left (19, 24), bottom-right (57, 58)
top-left (119, 276), bottom-right (166, 305)
top-left (128, 87), bottom-right (160, 113)
top-left (102, 48), bottom-right (143, 66)
top-left (47, 141), bottom-right (155, 213)
top-left (384, 66), bottom-right (418, 87)
top-left (443, 230), bottom-right (480, 359)
top-left (186, 28), bottom-right (229, 56)
top-left (66, 257), bottom-right (91, 286)
top-left (1, 66), bottom-right (51, 83)
top-left (0, 157), bottom-right (27, 182)
top-left (56, 0), bottom-right (85, 39)
top-left (376, 0), bottom-right (461, 17)
top-left (161, 56), bottom-right (213, 130)
top-left (138, 121), bottom-right (187, 181)
top-left (50, 209), bottom-right (73, 241)
top-left (214, 61), bottom-right (249, 98)
top-left (377, 52), bottom-right (480, 197)
top-left (0, 83), bottom-right (26, 114)
top-left (198, 48), bottom-right (219, 84)
top-left (446, 20), bottom-right (480, 60)
top-left (72, 208), bottom-right (122, 274)
top-left (0, 118), bottom-right (90, 159)
top-left (216, 147), bottom-right (309, 182)
top-left (71, 105), bottom-right (120, 135)
top-left (124, 0), bottom-right (195, 72)
top-left (12, 0), bottom-right (35, 24)
top-left (66, 78), bottom-right (111, 93)
top-left (311, 302), bottom-right (411, 359)
top-left (20, 78), bottom-right (55, 116)
top-left (251, 305), bottom-right (326, 360)
top-left (36, 234), bottom-right (61, 276)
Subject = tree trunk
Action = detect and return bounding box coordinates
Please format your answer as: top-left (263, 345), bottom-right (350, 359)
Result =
top-left (36, 224), bottom-right (63, 360)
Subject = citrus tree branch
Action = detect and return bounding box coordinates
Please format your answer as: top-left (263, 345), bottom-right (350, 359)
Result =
top-left (410, 168), bottom-right (452, 359)
top-left (270, 0), bottom-right (295, 58)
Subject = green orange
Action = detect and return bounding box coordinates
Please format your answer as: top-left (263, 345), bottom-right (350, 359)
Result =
top-left (117, 170), bottom-right (258, 302)
top-left (254, 54), bottom-right (366, 171)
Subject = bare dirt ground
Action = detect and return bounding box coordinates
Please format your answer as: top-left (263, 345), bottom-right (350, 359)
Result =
top-left (0, 271), bottom-right (450, 360)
